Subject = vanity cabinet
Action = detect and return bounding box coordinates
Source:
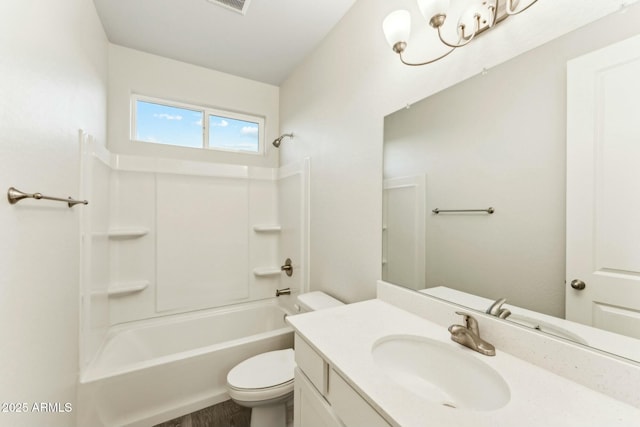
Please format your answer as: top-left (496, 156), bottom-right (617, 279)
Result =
top-left (294, 368), bottom-right (341, 427)
top-left (294, 334), bottom-right (391, 427)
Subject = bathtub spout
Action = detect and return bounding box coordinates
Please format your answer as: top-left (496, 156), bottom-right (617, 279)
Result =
top-left (276, 288), bottom-right (291, 297)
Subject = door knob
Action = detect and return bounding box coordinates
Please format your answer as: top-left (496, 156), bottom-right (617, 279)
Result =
top-left (570, 279), bottom-right (586, 290)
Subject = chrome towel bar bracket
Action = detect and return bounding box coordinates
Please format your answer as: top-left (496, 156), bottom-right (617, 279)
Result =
top-left (7, 187), bottom-right (88, 208)
top-left (432, 207), bottom-right (494, 214)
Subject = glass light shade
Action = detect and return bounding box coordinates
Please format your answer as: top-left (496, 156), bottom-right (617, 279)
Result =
top-left (417, 0), bottom-right (450, 21)
top-left (382, 10), bottom-right (411, 48)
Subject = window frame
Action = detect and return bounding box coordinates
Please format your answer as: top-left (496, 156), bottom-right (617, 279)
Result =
top-left (130, 94), bottom-right (265, 155)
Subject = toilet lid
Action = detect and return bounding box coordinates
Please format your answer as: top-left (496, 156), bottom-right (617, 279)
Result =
top-left (227, 348), bottom-right (295, 390)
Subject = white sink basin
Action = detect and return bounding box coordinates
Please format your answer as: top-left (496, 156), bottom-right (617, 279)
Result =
top-left (372, 335), bottom-right (510, 411)
top-left (508, 315), bottom-right (588, 345)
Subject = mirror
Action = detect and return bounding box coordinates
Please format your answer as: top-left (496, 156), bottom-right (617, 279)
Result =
top-left (382, 4), bottom-right (640, 363)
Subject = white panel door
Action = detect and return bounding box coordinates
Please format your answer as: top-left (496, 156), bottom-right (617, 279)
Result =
top-left (566, 34), bottom-right (640, 339)
top-left (382, 175), bottom-right (426, 290)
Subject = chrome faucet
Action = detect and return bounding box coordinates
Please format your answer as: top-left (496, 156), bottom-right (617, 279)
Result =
top-left (275, 287), bottom-right (291, 297)
top-left (486, 298), bottom-right (512, 319)
top-left (448, 311), bottom-right (496, 356)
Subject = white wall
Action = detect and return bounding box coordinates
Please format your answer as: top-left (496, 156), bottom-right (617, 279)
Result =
top-left (279, 0), bottom-right (637, 304)
top-left (108, 45), bottom-right (280, 167)
top-left (0, 1), bottom-right (107, 426)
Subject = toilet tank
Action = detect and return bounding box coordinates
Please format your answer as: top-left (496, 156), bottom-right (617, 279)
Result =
top-left (296, 291), bottom-right (343, 313)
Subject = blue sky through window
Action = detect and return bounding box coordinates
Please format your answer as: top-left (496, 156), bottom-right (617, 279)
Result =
top-left (135, 99), bottom-right (261, 153)
top-left (135, 100), bottom-right (203, 148)
top-left (209, 115), bottom-right (259, 153)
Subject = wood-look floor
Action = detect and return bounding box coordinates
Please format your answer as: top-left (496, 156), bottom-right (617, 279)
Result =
top-left (154, 400), bottom-right (251, 427)
top-left (154, 399), bottom-right (294, 427)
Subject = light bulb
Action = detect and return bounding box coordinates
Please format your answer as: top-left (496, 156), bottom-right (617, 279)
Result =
top-left (382, 10), bottom-right (411, 49)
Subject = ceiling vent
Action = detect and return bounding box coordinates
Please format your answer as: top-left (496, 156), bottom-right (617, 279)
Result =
top-left (206, 0), bottom-right (251, 15)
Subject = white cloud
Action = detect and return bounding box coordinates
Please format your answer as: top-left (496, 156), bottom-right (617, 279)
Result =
top-left (144, 136), bottom-right (162, 143)
top-left (241, 126), bottom-right (258, 135)
top-left (153, 113), bottom-right (183, 121)
top-left (194, 119), bottom-right (203, 126)
top-left (212, 119), bottom-right (229, 127)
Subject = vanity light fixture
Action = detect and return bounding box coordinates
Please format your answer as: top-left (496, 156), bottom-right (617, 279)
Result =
top-left (382, 0), bottom-right (539, 66)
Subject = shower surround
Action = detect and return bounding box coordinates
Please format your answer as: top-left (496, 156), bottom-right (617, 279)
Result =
top-left (77, 134), bottom-right (308, 425)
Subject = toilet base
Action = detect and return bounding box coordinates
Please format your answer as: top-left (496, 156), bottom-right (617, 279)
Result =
top-left (230, 392), bottom-right (292, 427)
top-left (250, 403), bottom-right (286, 427)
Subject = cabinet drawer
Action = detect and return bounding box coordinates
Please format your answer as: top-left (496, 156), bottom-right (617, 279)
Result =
top-left (329, 369), bottom-right (391, 427)
top-left (295, 334), bottom-right (328, 395)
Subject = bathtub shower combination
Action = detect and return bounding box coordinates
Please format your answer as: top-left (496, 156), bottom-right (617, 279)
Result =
top-left (79, 300), bottom-right (293, 427)
top-left (77, 135), bottom-right (309, 426)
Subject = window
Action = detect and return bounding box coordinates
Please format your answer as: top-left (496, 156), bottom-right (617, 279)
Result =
top-left (134, 99), bottom-right (203, 149)
top-left (208, 114), bottom-right (260, 153)
top-left (132, 95), bottom-right (264, 154)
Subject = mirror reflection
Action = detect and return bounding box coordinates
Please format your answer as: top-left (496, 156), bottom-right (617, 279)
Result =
top-left (382, 4), bottom-right (640, 363)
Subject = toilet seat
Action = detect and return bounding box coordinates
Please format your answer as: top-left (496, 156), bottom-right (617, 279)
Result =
top-left (228, 380), bottom-right (294, 404)
top-left (227, 349), bottom-right (295, 403)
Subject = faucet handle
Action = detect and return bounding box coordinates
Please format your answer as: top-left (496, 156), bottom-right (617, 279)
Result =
top-left (486, 298), bottom-right (506, 314)
top-left (455, 311), bottom-right (480, 336)
top-left (486, 297), bottom-right (512, 319)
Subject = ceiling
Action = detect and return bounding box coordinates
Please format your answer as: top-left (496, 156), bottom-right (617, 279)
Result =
top-left (92, 0), bottom-right (357, 86)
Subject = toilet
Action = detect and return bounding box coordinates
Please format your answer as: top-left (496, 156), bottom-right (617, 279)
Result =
top-left (226, 292), bottom-right (343, 427)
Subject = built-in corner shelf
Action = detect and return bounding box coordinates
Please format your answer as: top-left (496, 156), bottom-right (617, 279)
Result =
top-left (253, 267), bottom-right (282, 277)
top-left (108, 227), bottom-right (149, 239)
top-left (108, 281), bottom-right (149, 297)
top-left (252, 225), bottom-right (282, 233)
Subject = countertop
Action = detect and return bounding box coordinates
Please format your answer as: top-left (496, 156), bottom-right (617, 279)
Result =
top-left (287, 299), bottom-right (640, 427)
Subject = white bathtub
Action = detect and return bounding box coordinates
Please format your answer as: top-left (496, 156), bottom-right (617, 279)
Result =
top-left (77, 299), bottom-right (294, 427)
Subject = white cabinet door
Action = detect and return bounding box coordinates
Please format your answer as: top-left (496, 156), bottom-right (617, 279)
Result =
top-left (328, 369), bottom-right (391, 427)
top-left (566, 34), bottom-right (640, 339)
top-left (294, 368), bottom-right (343, 427)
